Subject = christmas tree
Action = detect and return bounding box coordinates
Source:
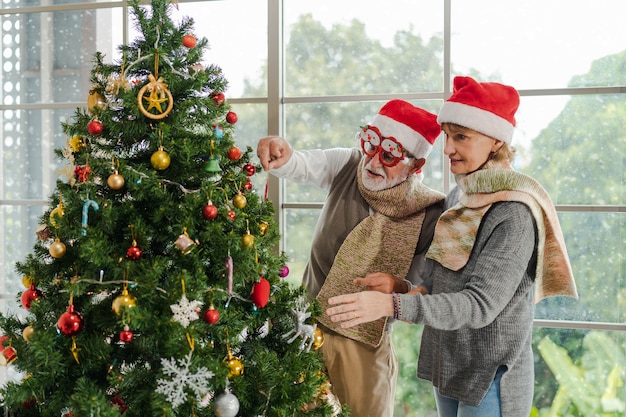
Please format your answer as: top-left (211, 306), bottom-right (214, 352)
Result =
top-left (0, 0), bottom-right (342, 415)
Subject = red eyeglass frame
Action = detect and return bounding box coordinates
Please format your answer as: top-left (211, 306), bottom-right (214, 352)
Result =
top-left (356, 125), bottom-right (407, 167)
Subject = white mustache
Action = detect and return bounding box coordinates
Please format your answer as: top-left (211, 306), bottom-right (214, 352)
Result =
top-left (364, 160), bottom-right (387, 178)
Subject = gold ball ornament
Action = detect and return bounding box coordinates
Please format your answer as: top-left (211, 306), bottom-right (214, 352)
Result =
top-left (312, 327), bottom-right (324, 350)
top-left (259, 221), bottom-right (269, 236)
top-left (22, 325), bottom-right (35, 342)
top-left (242, 232), bottom-right (255, 248)
top-left (49, 238), bottom-right (67, 259)
top-left (226, 356), bottom-right (244, 378)
top-left (232, 193), bottom-right (247, 209)
top-left (87, 90), bottom-right (106, 113)
top-left (21, 275), bottom-right (33, 288)
top-left (150, 147), bottom-right (171, 170)
top-left (107, 170), bottom-right (125, 190)
top-left (112, 288), bottom-right (137, 315)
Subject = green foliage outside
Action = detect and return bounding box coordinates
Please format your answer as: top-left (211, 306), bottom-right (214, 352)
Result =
top-left (536, 332), bottom-right (624, 416)
top-left (238, 14), bottom-right (626, 417)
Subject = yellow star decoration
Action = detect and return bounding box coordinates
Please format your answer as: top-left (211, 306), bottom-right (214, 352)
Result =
top-left (145, 88), bottom-right (169, 113)
top-left (137, 73), bottom-right (174, 120)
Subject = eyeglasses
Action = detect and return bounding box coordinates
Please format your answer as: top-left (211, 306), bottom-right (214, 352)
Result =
top-left (356, 125), bottom-right (410, 167)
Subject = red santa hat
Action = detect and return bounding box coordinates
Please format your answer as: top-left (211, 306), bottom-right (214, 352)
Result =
top-left (368, 99), bottom-right (440, 159)
top-left (437, 76), bottom-right (520, 145)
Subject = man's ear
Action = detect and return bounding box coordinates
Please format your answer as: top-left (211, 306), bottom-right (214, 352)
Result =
top-left (410, 158), bottom-right (426, 175)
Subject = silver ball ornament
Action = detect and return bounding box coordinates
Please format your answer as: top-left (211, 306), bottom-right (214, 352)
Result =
top-left (214, 391), bottom-right (239, 417)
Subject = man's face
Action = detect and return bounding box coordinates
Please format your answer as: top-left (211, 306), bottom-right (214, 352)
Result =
top-left (361, 155), bottom-right (415, 191)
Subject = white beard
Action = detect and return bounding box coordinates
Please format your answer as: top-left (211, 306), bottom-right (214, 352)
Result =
top-left (361, 159), bottom-right (412, 191)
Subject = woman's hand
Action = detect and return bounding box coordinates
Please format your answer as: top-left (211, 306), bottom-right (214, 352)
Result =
top-left (326, 291), bottom-right (393, 329)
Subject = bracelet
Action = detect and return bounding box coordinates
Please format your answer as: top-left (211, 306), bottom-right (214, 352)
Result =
top-left (396, 292), bottom-right (402, 319)
top-left (391, 292), bottom-right (399, 320)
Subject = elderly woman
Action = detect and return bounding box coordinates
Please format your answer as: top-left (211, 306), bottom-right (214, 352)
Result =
top-left (326, 76), bottom-right (577, 417)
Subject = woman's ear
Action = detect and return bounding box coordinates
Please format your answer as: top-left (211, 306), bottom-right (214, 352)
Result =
top-left (491, 139), bottom-right (504, 153)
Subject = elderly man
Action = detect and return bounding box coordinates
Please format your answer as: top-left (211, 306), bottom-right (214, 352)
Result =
top-left (256, 100), bottom-right (444, 417)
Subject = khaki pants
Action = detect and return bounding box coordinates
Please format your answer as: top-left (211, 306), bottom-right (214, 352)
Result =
top-left (320, 330), bottom-right (397, 417)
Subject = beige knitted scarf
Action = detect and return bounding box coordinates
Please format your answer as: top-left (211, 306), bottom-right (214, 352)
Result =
top-left (426, 160), bottom-right (577, 302)
top-left (317, 159), bottom-right (445, 347)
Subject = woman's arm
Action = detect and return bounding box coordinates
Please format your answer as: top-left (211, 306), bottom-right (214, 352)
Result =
top-left (327, 202), bottom-right (536, 330)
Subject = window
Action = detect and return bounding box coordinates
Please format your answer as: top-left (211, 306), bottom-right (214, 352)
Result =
top-left (1, 0), bottom-right (624, 414)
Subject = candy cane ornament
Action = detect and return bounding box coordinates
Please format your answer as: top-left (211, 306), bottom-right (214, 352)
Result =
top-left (225, 254), bottom-right (233, 296)
top-left (82, 199), bottom-right (99, 236)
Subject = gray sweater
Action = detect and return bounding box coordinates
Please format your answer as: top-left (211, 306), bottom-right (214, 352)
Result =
top-left (399, 191), bottom-right (538, 416)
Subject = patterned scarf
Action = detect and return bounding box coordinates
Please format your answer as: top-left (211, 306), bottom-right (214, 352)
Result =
top-left (316, 159), bottom-right (445, 347)
top-left (426, 160), bottom-right (577, 302)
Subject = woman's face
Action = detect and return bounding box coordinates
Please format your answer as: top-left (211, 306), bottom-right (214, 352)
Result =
top-left (442, 124), bottom-right (503, 175)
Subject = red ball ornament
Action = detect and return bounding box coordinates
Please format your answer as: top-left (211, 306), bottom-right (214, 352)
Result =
top-left (87, 120), bottom-right (103, 135)
top-left (250, 277), bottom-right (270, 308)
top-left (21, 285), bottom-right (43, 310)
top-left (243, 179), bottom-right (253, 191)
top-left (212, 92), bottom-right (225, 106)
top-left (227, 209), bottom-right (236, 221)
top-left (226, 111), bottom-right (238, 124)
top-left (204, 304), bottom-right (220, 324)
top-left (202, 202), bottom-right (218, 220)
top-left (119, 325), bottom-right (134, 343)
top-left (126, 243), bottom-right (142, 260)
top-left (227, 146), bottom-right (242, 161)
top-left (243, 163), bottom-right (256, 176)
top-left (182, 34), bottom-right (197, 48)
top-left (57, 305), bottom-right (84, 336)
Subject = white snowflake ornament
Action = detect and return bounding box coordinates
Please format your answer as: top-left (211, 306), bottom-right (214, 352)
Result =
top-left (155, 351), bottom-right (214, 408)
top-left (170, 294), bottom-right (203, 328)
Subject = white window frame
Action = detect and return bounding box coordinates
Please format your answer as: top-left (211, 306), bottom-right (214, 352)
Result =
top-left (0, 0), bottom-right (624, 397)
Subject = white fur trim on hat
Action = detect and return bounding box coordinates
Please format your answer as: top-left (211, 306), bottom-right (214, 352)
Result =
top-left (437, 101), bottom-right (515, 144)
top-left (371, 114), bottom-right (435, 159)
